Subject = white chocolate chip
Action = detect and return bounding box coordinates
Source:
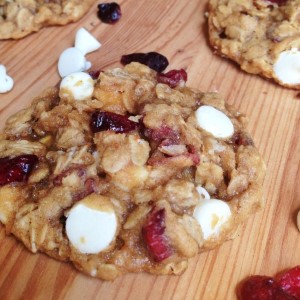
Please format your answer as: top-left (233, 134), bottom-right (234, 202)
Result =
top-left (193, 199), bottom-right (231, 240)
top-left (58, 47), bottom-right (91, 77)
top-left (66, 195), bottom-right (117, 254)
top-left (195, 105), bottom-right (234, 138)
top-left (274, 48), bottom-right (300, 85)
top-left (0, 65), bottom-right (14, 93)
top-left (59, 72), bottom-right (94, 101)
top-left (196, 186), bottom-right (210, 200)
top-left (75, 28), bottom-right (101, 56)
top-left (297, 210), bottom-right (300, 232)
top-left (58, 28), bottom-right (101, 78)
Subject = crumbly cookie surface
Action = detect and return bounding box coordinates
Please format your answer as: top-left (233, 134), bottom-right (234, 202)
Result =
top-left (0, 0), bottom-right (95, 39)
top-left (0, 62), bottom-right (265, 280)
top-left (207, 0), bottom-right (300, 88)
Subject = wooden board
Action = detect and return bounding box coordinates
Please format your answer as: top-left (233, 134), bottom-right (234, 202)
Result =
top-left (0, 1), bottom-right (299, 299)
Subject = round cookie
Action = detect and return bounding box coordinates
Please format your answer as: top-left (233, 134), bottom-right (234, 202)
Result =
top-left (0, 0), bottom-right (96, 40)
top-left (207, 0), bottom-right (300, 88)
top-left (0, 62), bottom-right (266, 280)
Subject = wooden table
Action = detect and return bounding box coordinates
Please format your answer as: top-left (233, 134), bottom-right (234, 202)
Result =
top-left (0, 1), bottom-right (299, 299)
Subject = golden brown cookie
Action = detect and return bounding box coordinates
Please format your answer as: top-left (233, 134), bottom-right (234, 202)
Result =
top-left (207, 0), bottom-right (300, 88)
top-left (0, 62), bottom-right (266, 280)
top-left (0, 0), bottom-right (95, 39)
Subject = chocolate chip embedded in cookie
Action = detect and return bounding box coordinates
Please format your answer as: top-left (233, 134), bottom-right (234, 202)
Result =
top-left (207, 0), bottom-right (300, 89)
top-left (0, 62), bottom-right (266, 280)
top-left (0, 0), bottom-right (96, 40)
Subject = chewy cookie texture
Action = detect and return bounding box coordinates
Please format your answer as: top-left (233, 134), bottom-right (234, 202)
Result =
top-left (208, 0), bottom-right (300, 88)
top-left (0, 0), bottom-right (95, 39)
top-left (0, 63), bottom-right (265, 280)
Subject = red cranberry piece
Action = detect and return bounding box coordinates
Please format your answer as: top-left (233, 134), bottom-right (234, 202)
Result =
top-left (157, 69), bottom-right (188, 88)
top-left (232, 132), bottom-right (254, 147)
top-left (278, 266), bottom-right (300, 299)
top-left (121, 52), bottom-right (169, 73)
top-left (144, 125), bottom-right (180, 144)
top-left (186, 144), bottom-right (200, 165)
top-left (239, 275), bottom-right (297, 300)
top-left (90, 111), bottom-right (137, 133)
top-left (266, 0), bottom-right (288, 5)
top-left (97, 2), bottom-right (121, 24)
top-left (142, 208), bottom-right (173, 262)
top-left (88, 70), bottom-right (101, 80)
top-left (0, 155), bottom-right (38, 186)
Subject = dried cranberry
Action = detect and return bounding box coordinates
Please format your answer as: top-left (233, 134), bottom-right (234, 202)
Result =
top-left (232, 132), bottom-right (254, 147)
top-left (239, 267), bottom-right (300, 300)
top-left (0, 155), bottom-right (38, 186)
top-left (240, 276), bottom-right (286, 300)
top-left (266, 0), bottom-right (287, 5)
top-left (142, 208), bottom-right (173, 262)
top-left (84, 178), bottom-right (96, 195)
top-left (157, 69), bottom-right (187, 88)
top-left (88, 70), bottom-right (101, 80)
top-left (186, 144), bottom-right (200, 165)
top-left (144, 125), bottom-right (180, 144)
top-left (121, 52), bottom-right (169, 72)
top-left (90, 111), bottom-right (137, 133)
top-left (97, 2), bottom-right (121, 24)
top-left (278, 266), bottom-right (300, 299)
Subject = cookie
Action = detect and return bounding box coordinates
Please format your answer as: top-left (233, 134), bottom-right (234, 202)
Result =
top-left (207, 0), bottom-right (300, 89)
top-left (0, 0), bottom-right (95, 40)
top-left (0, 62), bottom-right (266, 280)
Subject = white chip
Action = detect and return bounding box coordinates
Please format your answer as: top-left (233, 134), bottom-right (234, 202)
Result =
top-left (0, 65), bottom-right (14, 93)
top-left (59, 72), bottom-right (94, 101)
top-left (196, 186), bottom-right (211, 200)
top-left (274, 48), bottom-right (300, 85)
top-left (195, 105), bottom-right (234, 138)
top-left (58, 47), bottom-right (91, 77)
top-left (193, 199), bottom-right (231, 240)
top-left (66, 195), bottom-right (117, 254)
top-left (75, 28), bottom-right (101, 56)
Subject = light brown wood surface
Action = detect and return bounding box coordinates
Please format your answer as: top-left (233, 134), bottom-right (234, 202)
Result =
top-left (0, 1), bottom-right (299, 299)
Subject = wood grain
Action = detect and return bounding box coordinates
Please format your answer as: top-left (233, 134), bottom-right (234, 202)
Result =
top-left (0, 0), bottom-right (299, 299)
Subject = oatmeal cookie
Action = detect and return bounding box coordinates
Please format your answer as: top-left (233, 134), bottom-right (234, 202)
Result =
top-left (0, 0), bottom-right (95, 39)
top-left (207, 0), bottom-right (300, 88)
top-left (0, 62), bottom-right (266, 280)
